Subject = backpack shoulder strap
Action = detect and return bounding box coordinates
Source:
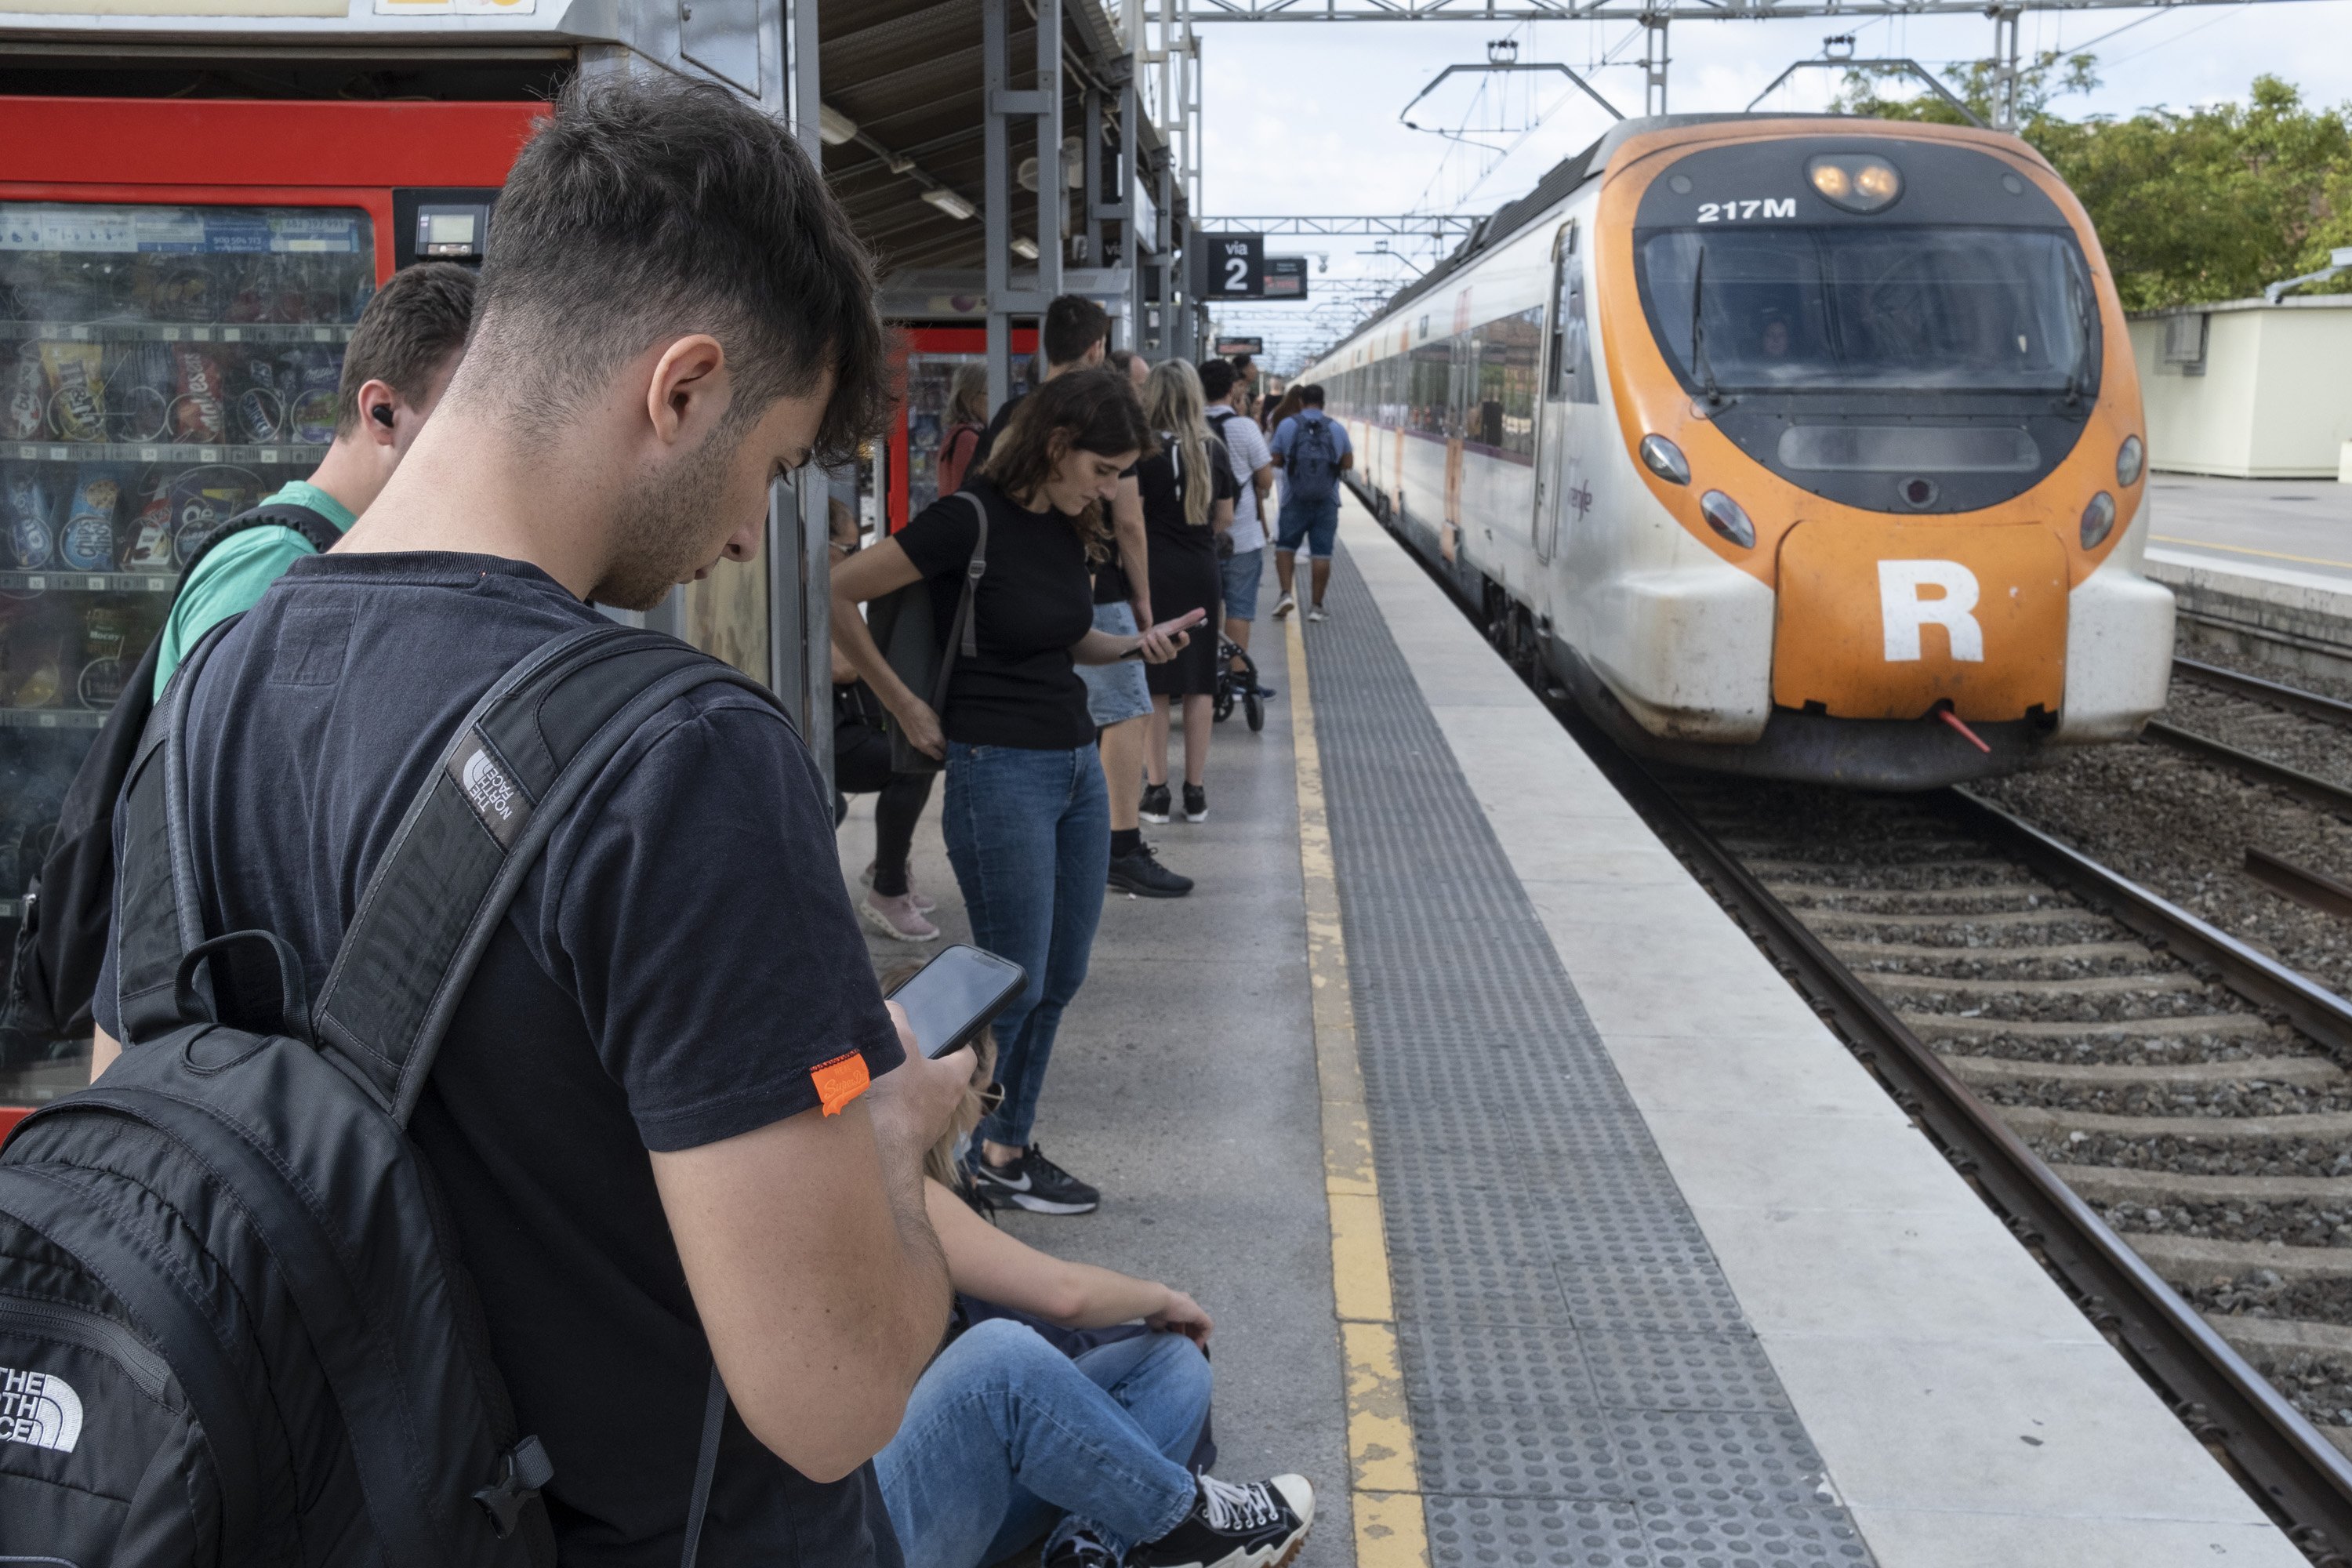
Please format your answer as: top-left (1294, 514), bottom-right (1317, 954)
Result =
top-left (310, 624), bottom-right (782, 1124)
top-left (946, 491), bottom-right (989, 666)
top-left (112, 613), bottom-right (248, 1043)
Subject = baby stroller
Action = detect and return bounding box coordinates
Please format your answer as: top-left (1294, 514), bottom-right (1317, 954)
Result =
top-left (1212, 637), bottom-right (1269, 733)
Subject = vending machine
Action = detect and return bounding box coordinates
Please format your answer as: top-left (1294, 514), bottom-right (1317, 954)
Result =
top-left (0, 93), bottom-right (544, 1121)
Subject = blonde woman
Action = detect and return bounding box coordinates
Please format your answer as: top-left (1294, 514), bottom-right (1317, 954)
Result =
top-left (1137, 360), bottom-right (1239, 826)
top-left (935, 361), bottom-right (990, 497)
top-left (872, 1037), bottom-right (1315, 1568)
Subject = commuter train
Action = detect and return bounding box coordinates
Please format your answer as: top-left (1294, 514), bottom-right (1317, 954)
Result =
top-left (1299, 114), bottom-right (2170, 787)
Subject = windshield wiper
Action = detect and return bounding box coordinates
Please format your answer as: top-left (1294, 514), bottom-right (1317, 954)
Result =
top-left (1690, 248), bottom-right (1728, 408)
top-left (2060, 267), bottom-right (2092, 409)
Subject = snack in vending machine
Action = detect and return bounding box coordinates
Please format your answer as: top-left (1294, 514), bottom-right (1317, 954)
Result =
top-left (12, 638), bottom-right (63, 710)
top-left (168, 467), bottom-right (256, 564)
top-left (4, 469), bottom-right (55, 570)
top-left (39, 341), bottom-right (106, 443)
top-left (58, 465), bottom-right (122, 571)
top-left (76, 601), bottom-right (129, 710)
top-left (122, 473), bottom-right (176, 569)
top-left (4, 347), bottom-right (45, 441)
top-left (234, 353), bottom-right (285, 443)
top-left (107, 341), bottom-right (176, 445)
top-left (283, 347), bottom-right (343, 446)
top-left (170, 345), bottom-right (230, 444)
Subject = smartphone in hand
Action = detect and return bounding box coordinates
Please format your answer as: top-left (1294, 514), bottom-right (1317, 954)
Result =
top-left (1123, 607), bottom-right (1209, 659)
top-left (885, 944), bottom-right (1027, 1059)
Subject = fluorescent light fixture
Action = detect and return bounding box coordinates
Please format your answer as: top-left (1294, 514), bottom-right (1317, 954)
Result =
top-left (1011, 236), bottom-right (1040, 260)
top-left (922, 187), bottom-right (977, 221)
top-left (817, 103), bottom-right (858, 146)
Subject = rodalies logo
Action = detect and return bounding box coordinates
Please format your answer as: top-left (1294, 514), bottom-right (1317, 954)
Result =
top-left (446, 731), bottom-right (533, 849)
top-left (2, 1364), bottom-right (83, 1453)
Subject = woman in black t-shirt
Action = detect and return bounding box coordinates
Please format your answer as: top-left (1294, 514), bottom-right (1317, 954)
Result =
top-left (831, 368), bottom-right (1196, 1215)
top-left (1138, 359), bottom-right (1236, 827)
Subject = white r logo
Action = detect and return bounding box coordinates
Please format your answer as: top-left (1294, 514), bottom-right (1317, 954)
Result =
top-left (1878, 560), bottom-right (1984, 663)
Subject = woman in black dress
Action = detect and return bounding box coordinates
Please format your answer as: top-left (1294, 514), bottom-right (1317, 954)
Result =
top-left (1138, 360), bottom-right (1238, 826)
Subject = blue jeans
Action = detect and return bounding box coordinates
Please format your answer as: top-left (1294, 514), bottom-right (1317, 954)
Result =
top-left (943, 740), bottom-right (1110, 1148)
top-left (877, 1319), bottom-right (1209, 1566)
top-left (1276, 496), bottom-right (1341, 559)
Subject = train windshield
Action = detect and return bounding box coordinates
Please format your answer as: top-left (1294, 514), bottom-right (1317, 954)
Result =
top-left (1639, 227), bottom-right (2094, 394)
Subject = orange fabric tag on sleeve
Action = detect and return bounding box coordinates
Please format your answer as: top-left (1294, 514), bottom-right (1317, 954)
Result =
top-left (811, 1052), bottom-right (872, 1117)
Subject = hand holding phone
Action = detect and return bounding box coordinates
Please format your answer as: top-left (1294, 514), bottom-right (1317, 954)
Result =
top-left (885, 944), bottom-right (1028, 1059)
top-left (1123, 607), bottom-right (1208, 660)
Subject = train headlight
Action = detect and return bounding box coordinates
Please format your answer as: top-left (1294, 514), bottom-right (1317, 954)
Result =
top-left (2117, 435), bottom-right (2145, 488)
top-left (1699, 490), bottom-right (1756, 550)
top-left (1807, 154), bottom-right (1903, 213)
top-left (2079, 491), bottom-right (2117, 550)
top-left (1639, 434), bottom-right (1690, 485)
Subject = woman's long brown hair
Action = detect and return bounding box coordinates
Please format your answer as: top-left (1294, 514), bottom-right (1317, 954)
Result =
top-left (979, 366), bottom-right (1156, 560)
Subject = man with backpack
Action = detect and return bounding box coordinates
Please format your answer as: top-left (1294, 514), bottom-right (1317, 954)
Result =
top-left (1269, 383), bottom-right (1353, 624)
top-left (1193, 359), bottom-right (1273, 731)
top-left (40, 76), bottom-right (973, 1565)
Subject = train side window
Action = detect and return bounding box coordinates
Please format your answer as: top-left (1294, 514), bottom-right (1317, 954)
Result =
top-left (1547, 220), bottom-right (1596, 404)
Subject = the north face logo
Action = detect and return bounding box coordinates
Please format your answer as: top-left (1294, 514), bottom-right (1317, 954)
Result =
top-left (447, 731), bottom-right (532, 849)
top-left (1, 1365), bottom-right (82, 1453)
top-left (462, 750), bottom-right (517, 823)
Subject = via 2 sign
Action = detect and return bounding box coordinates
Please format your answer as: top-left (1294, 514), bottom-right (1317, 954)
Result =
top-left (1196, 232), bottom-right (1265, 299)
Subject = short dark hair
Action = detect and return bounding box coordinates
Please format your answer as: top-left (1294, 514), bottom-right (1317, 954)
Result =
top-left (1041, 295), bottom-right (1111, 368)
top-left (1105, 347), bottom-right (1141, 376)
top-left (1196, 358), bottom-right (1236, 401)
top-left (1298, 383), bottom-right (1326, 407)
top-left (1229, 354), bottom-right (1254, 375)
top-left (981, 366), bottom-right (1156, 558)
top-left (336, 261), bottom-right (476, 437)
top-left (466, 75), bottom-right (888, 463)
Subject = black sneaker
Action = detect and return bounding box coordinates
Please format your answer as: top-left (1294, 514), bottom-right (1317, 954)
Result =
top-left (1140, 782), bottom-right (1172, 824)
top-left (969, 1144), bottom-right (1101, 1214)
top-left (1109, 841), bottom-right (1194, 898)
top-left (1129, 1475), bottom-right (1315, 1568)
top-left (1044, 1527), bottom-right (1118, 1568)
top-left (1182, 784), bottom-right (1208, 823)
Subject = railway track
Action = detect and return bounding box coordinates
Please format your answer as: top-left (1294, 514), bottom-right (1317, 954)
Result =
top-left (1582, 742), bottom-right (2352, 1562)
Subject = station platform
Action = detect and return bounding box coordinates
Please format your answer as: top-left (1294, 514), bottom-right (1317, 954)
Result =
top-left (839, 488), bottom-right (2299, 1567)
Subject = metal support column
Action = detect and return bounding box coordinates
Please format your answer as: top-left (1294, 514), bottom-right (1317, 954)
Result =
top-left (779, 0), bottom-right (830, 782)
top-left (1990, 4), bottom-right (2024, 130)
top-left (983, 0), bottom-right (1014, 411)
top-left (1082, 83), bottom-right (1102, 268)
top-left (1120, 78), bottom-right (1145, 349)
top-left (1642, 13), bottom-right (1670, 116)
top-left (983, 0), bottom-right (1064, 408)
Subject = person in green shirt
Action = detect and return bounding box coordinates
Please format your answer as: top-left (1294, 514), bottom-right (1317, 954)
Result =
top-left (154, 261), bottom-right (479, 696)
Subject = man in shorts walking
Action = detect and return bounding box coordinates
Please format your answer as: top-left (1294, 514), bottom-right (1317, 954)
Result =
top-left (1269, 383), bottom-right (1352, 622)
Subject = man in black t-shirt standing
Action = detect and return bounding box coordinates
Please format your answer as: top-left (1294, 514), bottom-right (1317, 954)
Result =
top-left (93, 78), bottom-right (971, 1566)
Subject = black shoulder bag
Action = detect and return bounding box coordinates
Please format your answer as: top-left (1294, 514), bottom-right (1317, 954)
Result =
top-left (863, 492), bottom-right (989, 775)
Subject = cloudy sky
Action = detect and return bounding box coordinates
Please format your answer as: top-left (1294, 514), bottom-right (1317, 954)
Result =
top-left (1186, 2), bottom-right (2352, 367)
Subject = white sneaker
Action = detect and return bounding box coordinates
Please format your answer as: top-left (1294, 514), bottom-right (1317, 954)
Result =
top-left (1306, 605), bottom-right (1327, 622)
top-left (859, 891), bottom-right (939, 943)
top-left (1272, 592), bottom-right (1297, 620)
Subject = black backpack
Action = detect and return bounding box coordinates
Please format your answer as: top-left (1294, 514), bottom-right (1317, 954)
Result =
top-left (0, 503), bottom-right (343, 1058)
top-left (0, 619), bottom-right (764, 1566)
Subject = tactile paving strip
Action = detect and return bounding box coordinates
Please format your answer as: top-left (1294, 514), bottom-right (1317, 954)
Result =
top-left (1305, 546), bottom-right (1875, 1567)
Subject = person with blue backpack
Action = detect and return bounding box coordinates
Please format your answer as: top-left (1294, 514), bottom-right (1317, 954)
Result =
top-left (1268, 384), bottom-right (1353, 623)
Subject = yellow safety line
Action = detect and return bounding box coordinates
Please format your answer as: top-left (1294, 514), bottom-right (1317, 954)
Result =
top-left (1286, 616), bottom-right (1430, 1568)
top-left (2151, 534), bottom-right (2352, 573)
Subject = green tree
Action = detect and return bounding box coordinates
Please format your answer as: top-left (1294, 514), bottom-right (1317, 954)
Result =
top-left (1833, 61), bottom-right (2352, 310)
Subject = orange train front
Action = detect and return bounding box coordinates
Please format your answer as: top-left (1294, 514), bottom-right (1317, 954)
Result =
top-left (1303, 114), bottom-right (2171, 787)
